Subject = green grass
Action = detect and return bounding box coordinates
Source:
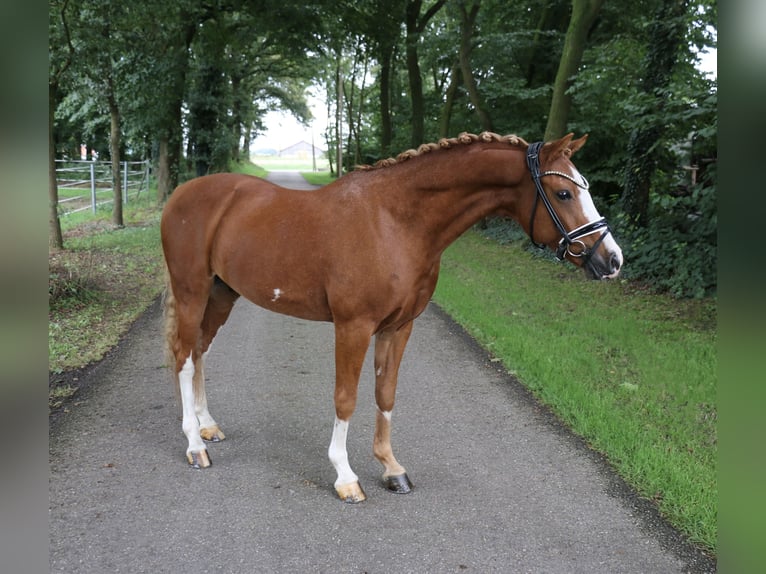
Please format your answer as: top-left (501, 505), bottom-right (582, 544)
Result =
top-left (231, 160), bottom-right (268, 178)
top-left (49, 191), bottom-right (165, 379)
top-left (300, 171), bottom-right (336, 186)
top-left (433, 230), bottom-right (717, 553)
top-left (57, 186), bottom-right (94, 200)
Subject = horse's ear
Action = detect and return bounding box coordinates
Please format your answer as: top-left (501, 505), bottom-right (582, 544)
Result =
top-left (568, 134), bottom-right (588, 156)
top-left (543, 133), bottom-right (574, 161)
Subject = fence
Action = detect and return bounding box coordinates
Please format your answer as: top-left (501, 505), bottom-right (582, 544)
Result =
top-left (55, 159), bottom-right (151, 216)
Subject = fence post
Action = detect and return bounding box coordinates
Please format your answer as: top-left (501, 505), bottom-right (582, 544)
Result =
top-left (90, 163), bottom-right (97, 214)
top-left (123, 161), bottom-right (128, 204)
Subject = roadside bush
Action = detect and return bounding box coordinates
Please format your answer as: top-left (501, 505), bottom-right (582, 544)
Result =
top-left (613, 164), bottom-right (717, 298)
top-left (49, 255), bottom-right (98, 310)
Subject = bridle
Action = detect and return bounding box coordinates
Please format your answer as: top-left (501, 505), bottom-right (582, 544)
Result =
top-left (525, 141), bottom-right (612, 265)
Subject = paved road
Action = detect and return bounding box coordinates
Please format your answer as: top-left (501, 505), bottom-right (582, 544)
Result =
top-left (49, 172), bottom-right (714, 573)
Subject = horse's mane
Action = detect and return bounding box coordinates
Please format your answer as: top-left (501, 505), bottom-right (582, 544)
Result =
top-left (355, 132), bottom-right (530, 171)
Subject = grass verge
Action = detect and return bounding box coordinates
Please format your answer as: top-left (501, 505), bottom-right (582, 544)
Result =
top-left (49, 193), bottom-right (165, 411)
top-left (433, 230), bottom-right (717, 554)
top-left (49, 167), bottom-right (262, 411)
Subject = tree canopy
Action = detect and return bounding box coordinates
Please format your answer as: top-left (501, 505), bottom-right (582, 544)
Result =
top-left (49, 0), bottom-right (717, 296)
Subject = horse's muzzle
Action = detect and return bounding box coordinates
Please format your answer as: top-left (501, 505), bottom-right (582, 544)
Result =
top-left (585, 250), bottom-right (623, 280)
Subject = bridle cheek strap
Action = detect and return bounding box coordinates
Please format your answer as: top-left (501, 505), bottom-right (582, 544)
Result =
top-left (526, 142), bottom-right (612, 265)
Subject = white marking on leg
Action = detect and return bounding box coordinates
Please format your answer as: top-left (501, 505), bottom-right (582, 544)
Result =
top-left (179, 354), bottom-right (206, 455)
top-left (376, 366), bottom-right (383, 377)
top-left (271, 288), bottom-right (282, 302)
top-left (328, 417), bottom-right (359, 488)
top-left (374, 408), bottom-right (406, 478)
top-left (194, 352), bottom-right (217, 430)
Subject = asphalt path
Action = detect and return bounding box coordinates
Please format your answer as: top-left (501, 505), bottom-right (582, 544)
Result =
top-left (49, 172), bottom-right (714, 573)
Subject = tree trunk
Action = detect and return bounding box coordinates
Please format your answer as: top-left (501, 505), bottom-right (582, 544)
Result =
top-left (544, 0), bottom-right (604, 141)
top-left (439, 60), bottom-right (461, 138)
top-left (48, 82), bottom-right (63, 251)
top-left (405, 1), bottom-right (425, 148)
top-left (157, 137), bottom-right (171, 204)
top-left (351, 49), bottom-right (369, 165)
top-left (621, 0), bottom-right (689, 226)
top-left (231, 73), bottom-right (242, 162)
top-left (335, 60), bottom-right (343, 176)
top-left (378, 46), bottom-right (394, 157)
top-left (458, 0), bottom-right (493, 133)
top-left (108, 95), bottom-right (123, 227)
top-left (404, 0), bottom-right (448, 148)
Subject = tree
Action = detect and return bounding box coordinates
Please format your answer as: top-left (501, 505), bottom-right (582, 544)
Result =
top-left (457, 0), bottom-right (493, 132)
top-left (129, 2), bottom-right (199, 203)
top-left (57, 0), bottom-right (135, 227)
top-left (404, 0), bottom-right (448, 147)
top-left (49, 0), bottom-right (74, 250)
top-left (365, 0), bottom-right (406, 157)
top-left (81, 2), bottom-right (132, 226)
top-left (544, 0), bottom-right (604, 141)
top-left (620, 0), bottom-right (690, 226)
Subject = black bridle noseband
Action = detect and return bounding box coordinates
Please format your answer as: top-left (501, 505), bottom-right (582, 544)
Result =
top-left (525, 141), bottom-right (612, 265)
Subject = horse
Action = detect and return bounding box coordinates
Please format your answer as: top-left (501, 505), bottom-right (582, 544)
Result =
top-left (160, 132), bottom-right (623, 503)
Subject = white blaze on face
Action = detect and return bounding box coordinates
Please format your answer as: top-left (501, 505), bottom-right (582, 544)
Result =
top-left (570, 167), bottom-right (623, 272)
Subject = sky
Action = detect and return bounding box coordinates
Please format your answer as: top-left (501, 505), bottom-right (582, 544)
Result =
top-left (250, 91), bottom-right (327, 154)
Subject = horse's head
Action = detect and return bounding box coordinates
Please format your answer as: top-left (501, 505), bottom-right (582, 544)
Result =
top-left (524, 134), bottom-right (622, 280)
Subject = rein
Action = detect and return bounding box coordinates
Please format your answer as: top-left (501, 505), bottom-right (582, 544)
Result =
top-left (525, 142), bottom-right (612, 264)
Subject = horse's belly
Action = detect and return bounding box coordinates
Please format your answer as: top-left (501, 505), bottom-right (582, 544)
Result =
top-left (238, 283), bottom-right (333, 322)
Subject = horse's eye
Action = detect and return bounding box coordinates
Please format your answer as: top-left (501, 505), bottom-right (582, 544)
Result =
top-left (556, 190), bottom-right (572, 200)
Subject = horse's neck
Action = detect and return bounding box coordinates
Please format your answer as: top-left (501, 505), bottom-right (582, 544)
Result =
top-left (376, 147), bottom-right (526, 255)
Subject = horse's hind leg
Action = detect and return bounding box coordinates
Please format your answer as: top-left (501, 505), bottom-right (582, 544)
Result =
top-left (195, 277), bottom-right (240, 443)
top-left (169, 289), bottom-right (212, 468)
top-left (372, 321), bottom-right (415, 494)
top-left (166, 274), bottom-right (238, 469)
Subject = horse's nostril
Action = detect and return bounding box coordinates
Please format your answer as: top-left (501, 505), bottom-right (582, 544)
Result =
top-left (610, 253), bottom-right (622, 274)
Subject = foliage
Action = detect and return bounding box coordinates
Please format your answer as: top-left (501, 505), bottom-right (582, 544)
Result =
top-left (613, 164), bottom-right (717, 298)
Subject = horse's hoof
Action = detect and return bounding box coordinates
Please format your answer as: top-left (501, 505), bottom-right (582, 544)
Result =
top-left (187, 450), bottom-right (212, 469)
top-left (200, 425), bottom-right (226, 442)
top-left (384, 473), bottom-right (413, 494)
top-left (335, 481), bottom-right (367, 503)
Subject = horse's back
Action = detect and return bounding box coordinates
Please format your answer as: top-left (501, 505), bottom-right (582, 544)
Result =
top-left (164, 173), bottom-right (278, 221)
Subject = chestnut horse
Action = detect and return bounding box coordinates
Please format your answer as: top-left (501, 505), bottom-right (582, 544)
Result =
top-left (161, 132), bottom-right (622, 503)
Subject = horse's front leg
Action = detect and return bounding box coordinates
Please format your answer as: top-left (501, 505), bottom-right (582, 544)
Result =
top-left (329, 320), bottom-right (374, 503)
top-left (373, 321), bottom-right (414, 494)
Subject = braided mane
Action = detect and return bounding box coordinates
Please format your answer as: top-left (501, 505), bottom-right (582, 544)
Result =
top-left (356, 131), bottom-right (530, 171)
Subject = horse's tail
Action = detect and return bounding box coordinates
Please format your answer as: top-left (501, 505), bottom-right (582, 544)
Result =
top-left (162, 263), bottom-right (180, 381)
